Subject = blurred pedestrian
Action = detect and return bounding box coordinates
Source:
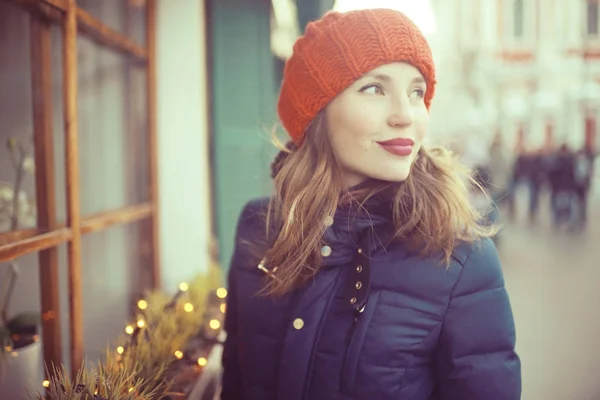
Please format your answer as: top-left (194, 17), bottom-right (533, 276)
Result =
top-left (527, 149), bottom-right (547, 223)
top-left (506, 148), bottom-right (529, 220)
top-left (573, 148), bottom-right (595, 229)
top-left (488, 135), bottom-right (512, 203)
top-left (548, 144), bottom-right (576, 227)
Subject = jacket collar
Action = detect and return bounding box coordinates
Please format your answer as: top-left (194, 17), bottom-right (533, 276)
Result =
top-left (321, 183), bottom-right (397, 267)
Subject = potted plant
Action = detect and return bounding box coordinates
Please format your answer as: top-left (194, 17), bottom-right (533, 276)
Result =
top-left (0, 262), bottom-right (43, 398)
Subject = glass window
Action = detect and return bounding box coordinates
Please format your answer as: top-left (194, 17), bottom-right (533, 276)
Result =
top-left (513, 0), bottom-right (524, 39)
top-left (587, 1), bottom-right (599, 36)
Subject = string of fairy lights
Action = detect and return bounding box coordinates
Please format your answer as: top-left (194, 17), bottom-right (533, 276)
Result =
top-left (41, 282), bottom-right (228, 392)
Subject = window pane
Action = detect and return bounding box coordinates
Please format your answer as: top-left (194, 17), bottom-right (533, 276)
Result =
top-left (0, 3), bottom-right (38, 234)
top-left (66, 35), bottom-right (148, 216)
top-left (77, 0), bottom-right (147, 47)
top-left (51, 29), bottom-right (149, 221)
top-left (80, 221), bottom-right (147, 362)
top-left (6, 225), bottom-right (145, 369)
top-left (588, 2), bottom-right (599, 35)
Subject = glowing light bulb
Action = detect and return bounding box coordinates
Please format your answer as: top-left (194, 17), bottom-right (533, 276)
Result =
top-left (117, 346), bottom-right (124, 354)
top-left (137, 320), bottom-right (145, 328)
top-left (125, 325), bottom-right (134, 335)
top-left (197, 357), bottom-right (207, 366)
top-left (209, 319), bottom-right (221, 330)
top-left (220, 303), bottom-right (226, 313)
top-left (174, 350), bottom-right (183, 359)
top-left (179, 282), bottom-right (189, 292)
top-left (137, 300), bottom-right (147, 310)
top-left (42, 380), bottom-right (50, 388)
top-left (184, 303), bottom-right (194, 312)
top-left (216, 287), bottom-right (228, 299)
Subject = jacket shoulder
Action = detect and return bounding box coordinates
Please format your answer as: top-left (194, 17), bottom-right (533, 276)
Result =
top-left (237, 196), bottom-right (270, 230)
top-left (450, 237), bottom-right (505, 297)
top-left (230, 197), bottom-right (271, 269)
top-left (451, 236), bottom-right (497, 266)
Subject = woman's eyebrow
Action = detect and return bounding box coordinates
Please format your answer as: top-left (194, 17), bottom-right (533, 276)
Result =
top-left (362, 72), bottom-right (393, 82)
top-left (360, 73), bottom-right (426, 85)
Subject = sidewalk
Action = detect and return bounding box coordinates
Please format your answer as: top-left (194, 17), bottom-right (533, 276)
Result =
top-left (498, 196), bottom-right (600, 400)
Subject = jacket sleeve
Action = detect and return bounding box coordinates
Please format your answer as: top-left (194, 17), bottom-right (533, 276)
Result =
top-left (220, 203), bottom-right (254, 400)
top-left (434, 238), bottom-right (522, 399)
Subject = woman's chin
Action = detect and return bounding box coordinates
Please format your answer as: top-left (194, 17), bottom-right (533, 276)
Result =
top-left (370, 168), bottom-right (412, 183)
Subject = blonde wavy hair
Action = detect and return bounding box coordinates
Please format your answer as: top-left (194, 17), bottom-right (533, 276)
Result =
top-left (260, 111), bottom-right (496, 296)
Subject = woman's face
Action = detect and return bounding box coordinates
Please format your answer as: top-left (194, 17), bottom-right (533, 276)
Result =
top-left (325, 62), bottom-right (429, 187)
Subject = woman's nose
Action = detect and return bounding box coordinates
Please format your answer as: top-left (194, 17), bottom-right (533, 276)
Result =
top-left (387, 97), bottom-right (414, 128)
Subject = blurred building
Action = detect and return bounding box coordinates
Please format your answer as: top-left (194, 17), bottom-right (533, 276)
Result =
top-left (430, 0), bottom-right (600, 153)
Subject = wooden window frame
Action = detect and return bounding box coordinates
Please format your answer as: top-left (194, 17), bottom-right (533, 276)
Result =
top-left (0, 0), bottom-right (160, 377)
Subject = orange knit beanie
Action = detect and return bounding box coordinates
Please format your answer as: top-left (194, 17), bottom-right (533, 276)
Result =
top-left (277, 8), bottom-right (436, 145)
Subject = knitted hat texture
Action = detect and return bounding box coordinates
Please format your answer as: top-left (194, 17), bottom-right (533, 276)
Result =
top-left (277, 8), bottom-right (436, 145)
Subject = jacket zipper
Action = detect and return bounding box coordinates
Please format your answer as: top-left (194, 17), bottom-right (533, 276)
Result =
top-left (339, 306), bottom-right (365, 393)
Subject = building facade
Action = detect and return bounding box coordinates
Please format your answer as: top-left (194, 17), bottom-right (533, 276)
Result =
top-left (429, 0), bottom-right (600, 153)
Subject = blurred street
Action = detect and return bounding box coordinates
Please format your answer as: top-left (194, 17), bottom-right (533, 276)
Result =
top-left (500, 193), bottom-right (600, 400)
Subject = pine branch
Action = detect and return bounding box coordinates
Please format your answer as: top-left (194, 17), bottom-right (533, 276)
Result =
top-left (34, 266), bottom-right (226, 399)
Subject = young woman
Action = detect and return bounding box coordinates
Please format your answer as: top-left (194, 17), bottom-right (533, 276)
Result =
top-left (221, 8), bottom-right (521, 400)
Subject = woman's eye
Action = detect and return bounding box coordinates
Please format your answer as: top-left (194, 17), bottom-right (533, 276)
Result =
top-left (410, 88), bottom-right (425, 100)
top-left (360, 84), bottom-right (384, 95)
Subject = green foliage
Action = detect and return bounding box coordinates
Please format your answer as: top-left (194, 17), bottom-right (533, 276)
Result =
top-left (35, 363), bottom-right (157, 400)
top-left (35, 266), bottom-right (225, 399)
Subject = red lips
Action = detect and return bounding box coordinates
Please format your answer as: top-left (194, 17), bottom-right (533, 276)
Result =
top-left (376, 137), bottom-right (415, 157)
top-left (376, 137), bottom-right (415, 146)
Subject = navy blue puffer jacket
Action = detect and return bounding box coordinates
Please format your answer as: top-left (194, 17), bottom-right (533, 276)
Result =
top-left (221, 197), bottom-right (521, 400)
